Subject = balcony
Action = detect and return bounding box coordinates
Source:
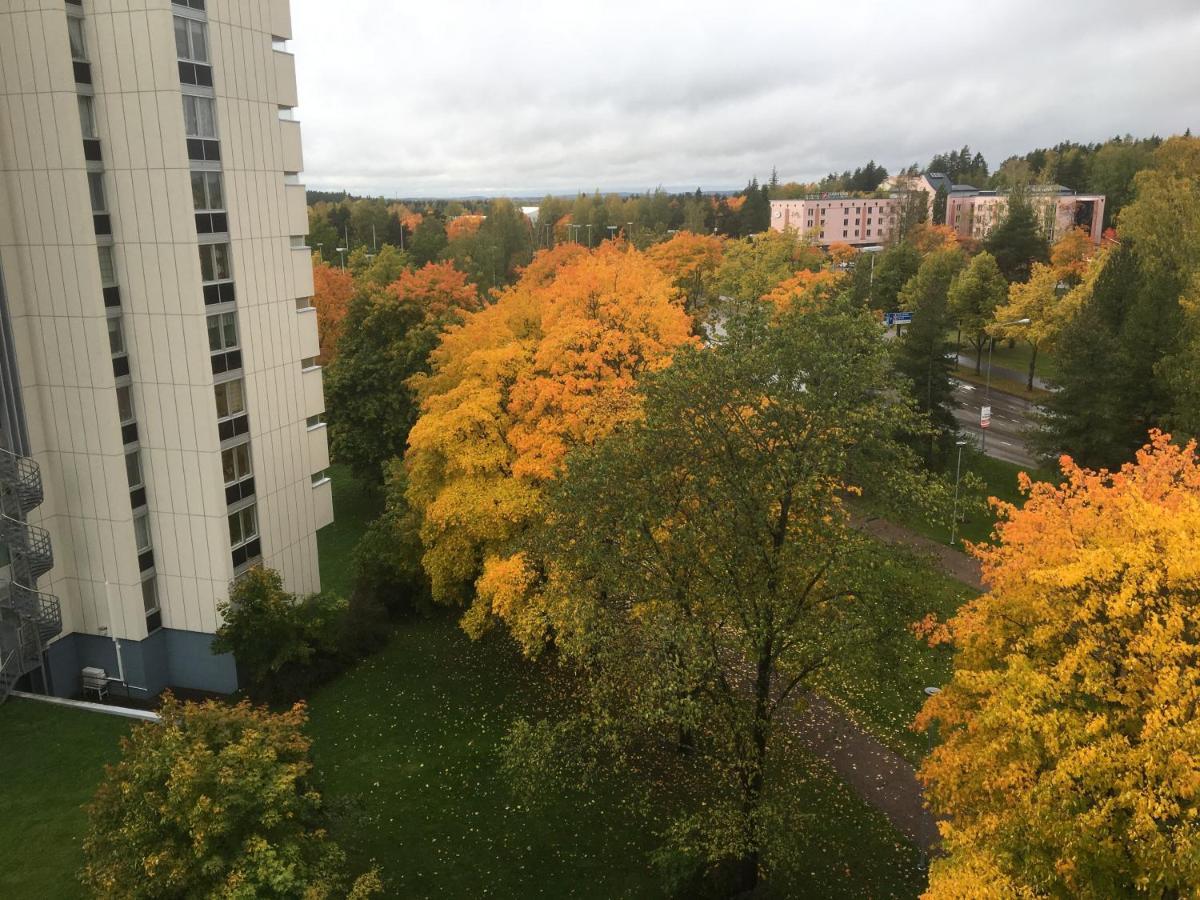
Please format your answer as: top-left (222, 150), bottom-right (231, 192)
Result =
top-left (280, 119), bottom-right (303, 174)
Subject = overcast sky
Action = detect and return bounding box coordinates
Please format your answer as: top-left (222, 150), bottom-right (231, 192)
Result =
top-left (289, 0), bottom-right (1200, 199)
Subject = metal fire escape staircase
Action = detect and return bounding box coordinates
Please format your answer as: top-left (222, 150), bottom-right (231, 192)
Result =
top-left (0, 447), bottom-right (61, 702)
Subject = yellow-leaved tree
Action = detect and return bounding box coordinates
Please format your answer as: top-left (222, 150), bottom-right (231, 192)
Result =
top-left (404, 242), bottom-right (695, 645)
top-left (917, 430), bottom-right (1200, 898)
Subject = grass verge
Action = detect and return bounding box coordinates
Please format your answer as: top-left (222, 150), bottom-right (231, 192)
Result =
top-left (953, 364), bottom-right (1050, 402)
top-left (0, 701), bottom-right (128, 899)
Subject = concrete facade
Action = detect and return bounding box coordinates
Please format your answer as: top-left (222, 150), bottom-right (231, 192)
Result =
top-left (0, 0), bottom-right (328, 698)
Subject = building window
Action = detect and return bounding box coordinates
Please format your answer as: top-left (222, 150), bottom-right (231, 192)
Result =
top-left (300, 357), bottom-right (318, 371)
top-left (87, 172), bottom-right (106, 212)
top-left (295, 296), bottom-right (314, 310)
top-left (141, 576), bottom-right (160, 614)
top-left (116, 384), bottom-right (135, 423)
top-left (306, 413), bottom-right (325, 428)
top-left (98, 245), bottom-right (117, 285)
top-left (107, 317), bottom-right (125, 356)
top-left (289, 234), bottom-right (307, 248)
top-left (214, 378), bottom-right (245, 420)
top-left (228, 504), bottom-right (258, 548)
top-left (125, 449), bottom-right (143, 489)
top-left (311, 469), bottom-right (329, 486)
top-left (198, 243), bottom-right (232, 283)
top-left (173, 15), bottom-right (208, 62)
top-left (78, 95), bottom-right (97, 138)
top-left (842, 230), bottom-right (847, 238)
top-left (182, 94), bottom-right (217, 138)
top-left (133, 512), bottom-right (152, 553)
top-left (221, 441), bottom-right (252, 485)
top-left (191, 171), bottom-right (224, 211)
top-left (67, 15), bottom-right (88, 60)
top-left (207, 311), bottom-right (238, 352)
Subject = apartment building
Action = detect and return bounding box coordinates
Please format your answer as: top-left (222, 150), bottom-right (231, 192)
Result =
top-left (773, 174), bottom-right (1107, 248)
top-left (887, 172), bottom-right (1106, 243)
top-left (770, 195), bottom-right (902, 245)
top-left (0, 0), bottom-right (330, 700)
top-left (944, 187), bottom-right (1105, 244)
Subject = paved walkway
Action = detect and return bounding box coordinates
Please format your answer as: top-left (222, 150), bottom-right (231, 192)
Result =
top-left (789, 518), bottom-right (983, 854)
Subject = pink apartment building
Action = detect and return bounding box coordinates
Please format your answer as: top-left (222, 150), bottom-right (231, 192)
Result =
top-left (944, 189), bottom-right (1105, 243)
top-left (770, 195), bottom-right (903, 245)
top-left (773, 174), bottom-right (1106, 247)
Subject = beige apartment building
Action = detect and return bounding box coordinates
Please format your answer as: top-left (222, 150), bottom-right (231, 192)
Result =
top-left (0, 0), bottom-right (330, 699)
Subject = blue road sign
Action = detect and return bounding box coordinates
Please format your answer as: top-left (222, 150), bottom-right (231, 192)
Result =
top-left (884, 311), bottom-right (913, 327)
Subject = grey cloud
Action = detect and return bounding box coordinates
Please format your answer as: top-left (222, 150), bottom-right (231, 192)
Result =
top-left (290, 0), bottom-right (1200, 197)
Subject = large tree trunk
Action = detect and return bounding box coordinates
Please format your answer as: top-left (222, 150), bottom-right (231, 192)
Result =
top-left (731, 645), bottom-right (772, 895)
top-left (1027, 343), bottom-right (1038, 392)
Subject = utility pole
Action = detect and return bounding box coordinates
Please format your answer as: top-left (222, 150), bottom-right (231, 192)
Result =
top-left (950, 439), bottom-right (968, 546)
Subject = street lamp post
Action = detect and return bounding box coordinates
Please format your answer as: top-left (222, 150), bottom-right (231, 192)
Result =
top-left (950, 439), bottom-right (968, 546)
top-left (335, 246), bottom-right (347, 270)
top-left (606, 224), bottom-right (618, 242)
top-left (981, 317), bottom-right (1031, 452)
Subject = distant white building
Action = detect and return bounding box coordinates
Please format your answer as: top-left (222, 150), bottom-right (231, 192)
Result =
top-left (521, 206), bottom-right (540, 225)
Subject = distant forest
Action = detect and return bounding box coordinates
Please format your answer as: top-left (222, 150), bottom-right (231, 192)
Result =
top-left (306, 133), bottom-right (1171, 275)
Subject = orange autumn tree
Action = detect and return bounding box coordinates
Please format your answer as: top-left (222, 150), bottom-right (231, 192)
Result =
top-left (404, 242), bottom-right (695, 644)
top-left (908, 222), bottom-right (960, 254)
top-left (446, 214), bottom-right (485, 241)
top-left (1049, 225), bottom-right (1095, 279)
top-left (645, 230), bottom-right (724, 313)
top-left (762, 268), bottom-right (845, 312)
top-left (311, 257), bottom-right (355, 364)
top-left (826, 241), bottom-right (858, 268)
top-left (917, 431), bottom-right (1200, 899)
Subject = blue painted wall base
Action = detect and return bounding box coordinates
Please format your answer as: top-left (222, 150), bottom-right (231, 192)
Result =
top-left (44, 628), bottom-right (237, 699)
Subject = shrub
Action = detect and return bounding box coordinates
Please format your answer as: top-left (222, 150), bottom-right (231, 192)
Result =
top-left (214, 567), bottom-right (357, 703)
top-left (81, 694), bottom-right (381, 899)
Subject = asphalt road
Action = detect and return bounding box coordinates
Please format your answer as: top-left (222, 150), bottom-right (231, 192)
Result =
top-left (951, 379), bottom-right (1040, 468)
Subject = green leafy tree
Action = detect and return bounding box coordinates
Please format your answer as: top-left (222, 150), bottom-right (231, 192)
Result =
top-left (1039, 246), bottom-right (1184, 466)
top-left (867, 242), bottom-right (921, 312)
top-left (325, 263), bottom-right (480, 484)
top-left (714, 230), bottom-right (799, 301)
top-left (932, 184), bottom-right (949, 225)
top-left (985, 187), bottom-right (1049, 283)
top-left (408, 213), bottom-right (448, 267)
top-left (81, 694), bottom-right (381, 899)
top-left (504, 299), bottom-right (940, 894)
top-left (896, 248), bottom-right (964, 458)
top-left (948, 251), bottom-right (1008, 373)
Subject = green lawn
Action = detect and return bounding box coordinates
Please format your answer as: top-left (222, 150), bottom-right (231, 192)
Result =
top-left (0, 701), bottom-right (128, 899)
top-left (306, 610), bottom-right (924, 898)
top-left (309, 467), bottom-right (924, 897)
top-left (816, 561), bottom-right (973, 763)
top-left (0, 466), bottom-right (927, 899)
top-left (952, 333), bottom-right (1054, 382)
top-left (866, 452), bottom-right (1058, 550)
top-left (316, 462), bottom-right (383, 597)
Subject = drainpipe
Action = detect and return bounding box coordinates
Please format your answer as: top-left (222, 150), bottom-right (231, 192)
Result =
top-left (103, 581), bottom-right (147, 694)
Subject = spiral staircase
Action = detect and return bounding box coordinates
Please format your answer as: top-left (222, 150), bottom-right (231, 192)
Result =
top-left (0, 447), bottom-right (61, 703)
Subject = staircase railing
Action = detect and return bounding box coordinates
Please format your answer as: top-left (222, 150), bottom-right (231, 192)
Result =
top-left (0, 514), bottom-right (53, 580)
top-left (0, 447), bottom-right (43, 513)
top-left (9, 581), bottom-right (62, 643)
